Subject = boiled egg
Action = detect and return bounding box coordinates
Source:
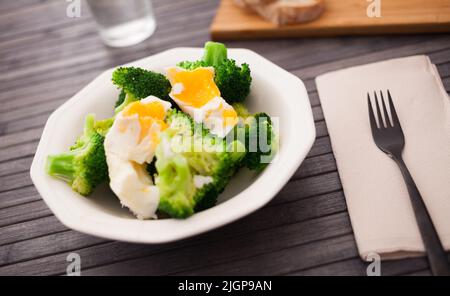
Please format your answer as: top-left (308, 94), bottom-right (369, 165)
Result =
top-left (104, 96), bottom-right (171, 219)
top-left (105, 96), bottom-right (171, 164)
top-left (106, 153), bottom-right (160, 219)
top-left (166, 66), bottom-right (238, 137)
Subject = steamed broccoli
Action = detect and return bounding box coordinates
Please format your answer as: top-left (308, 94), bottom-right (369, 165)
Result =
top-left (154, 110), bottom-right (246, 218)
top-left (178, 41), bottom-right (251, 104)
top-left (112, 67), bottom-right (171, 112)
top-left (232, 102), bottom-right (251, 118)
top-left (245, 113), bottom-right (276, 171)
top-left (155, 134), bottom-right (197, 218)
top-left (165, 108), bottom-right (194, 137)
top-left (177, 60), bottom-right (207, 71)
top-left (231, 103), bottom-right (277, 171)
top-left (46, 114), bottom-right (109, 196)
top-left (184, 135), bottom-right (246, 211)
top-left (215, 59), bottom-right (251, 103)
top-left (93, 117), bottom-right (114, 136)
top-left (114, 89), bottom-right (126, 108)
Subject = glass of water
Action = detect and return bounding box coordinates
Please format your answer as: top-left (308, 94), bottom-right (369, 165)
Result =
top-left (86, 0), bottom-right (156, 47)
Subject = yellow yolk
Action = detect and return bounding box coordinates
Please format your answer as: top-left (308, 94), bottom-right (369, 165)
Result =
top-left (122, 101), bottom-right (168, 142)
top-left (168, 67), bottom-right (220, 107)
top-left (222, 108), bottom-right (238, 127)
top-left (123, 101), bottom-right (166, 120)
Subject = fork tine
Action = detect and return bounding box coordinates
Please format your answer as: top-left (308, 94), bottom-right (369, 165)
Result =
top-left (387, 90), bottom-right (401, 128)
top-left (380, 90), bottom-right (392, 127)
top-left (373, 91), bottom-right (384, 128)
top-left (367, 93), bottom-right (378, 130)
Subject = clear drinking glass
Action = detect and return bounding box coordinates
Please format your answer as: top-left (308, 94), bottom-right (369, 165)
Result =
top-left (86, 0), bottom-right (156, 47)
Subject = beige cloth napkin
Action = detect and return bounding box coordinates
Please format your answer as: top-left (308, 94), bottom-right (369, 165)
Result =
top-left (315, 55), bottom-right (450, 261)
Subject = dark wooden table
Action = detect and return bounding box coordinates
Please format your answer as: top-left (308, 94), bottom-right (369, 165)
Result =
top-left (0, 0), bottom-right (449, 276)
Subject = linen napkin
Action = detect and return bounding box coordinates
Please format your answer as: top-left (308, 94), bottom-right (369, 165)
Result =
top-left (315, 55), bottom-right (450, 261)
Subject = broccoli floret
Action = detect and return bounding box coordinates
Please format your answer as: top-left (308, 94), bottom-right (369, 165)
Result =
top-left (114, 89), bottom-right (126, 108)
top-left (165, 109), bottom-right (194, 136)
top-left (180, 130), bottom-right (245, 214)
top-left (231, 103), bottom-right (277, 171)
top-left (46, 114), bottom-right (109, 196)
top-left (93, 117), bottom-right (114, 136)
top-left (193, 182), bottom-right (218, 212)
top-left (166, 110), bottom-right (245, 189)
top-left (244, 113), bottom-right (276, 171)
top-left (112, 67), bottom-right (171, 112)
top-left (155, 134), bottom-right (196, 218)
top-left (154, 112), bottom-right (246, 217)
top-left (215, 59), bottom-right (251, 103)
top-left (177, 60), bottom-right (207, 71)
top-left (182, 133), bottom-right (246, 210)
top-left (184, 138), bottom-right (230, 188)
top-left (177, 42), bottom-right (252, 104)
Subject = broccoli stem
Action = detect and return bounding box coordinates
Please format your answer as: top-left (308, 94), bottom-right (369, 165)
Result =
top-left (46, 115), bottom-right (95, 182)
top-left (46, 153), bottom-right (76, 183)
top-left (115, 93), bottom-right (137, 113)
top-left (202, 41), bottom-right (227, 67)
top-left (83, 114), bottom-right (95, 135)
top-left (232, 102), bottom-right (251, 119)
top-left (114, 89), bottom-right (126, 108)
top-left (46, 114), bottom-right (109, 196)
top-left (156, 148), bottom-right (196, 218)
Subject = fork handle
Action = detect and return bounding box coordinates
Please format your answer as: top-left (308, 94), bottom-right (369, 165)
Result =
top-left (394, 156), bottom-right (450, 276)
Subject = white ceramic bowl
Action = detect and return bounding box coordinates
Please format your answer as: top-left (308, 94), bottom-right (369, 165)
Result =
top-left (30, 48), bottom-right (315, 243)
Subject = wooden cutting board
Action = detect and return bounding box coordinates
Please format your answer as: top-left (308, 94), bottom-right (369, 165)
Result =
top-left (210, 0), bottom-right (450, 40)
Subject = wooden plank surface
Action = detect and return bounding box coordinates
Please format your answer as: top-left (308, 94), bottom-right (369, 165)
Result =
top-left (211, 0), bottom-right (450, 40)
top-left (0, 0), bottom-right (449, 276)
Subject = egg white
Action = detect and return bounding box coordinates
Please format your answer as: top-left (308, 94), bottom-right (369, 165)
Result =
top-left (178, 96), bottom-right (236, 138)
top-left (106, 153), bottom-right (159, 219)
top-left (104, 96), bottom-right (171, 219)
top-left (105, 96), bottom-right (171, 164)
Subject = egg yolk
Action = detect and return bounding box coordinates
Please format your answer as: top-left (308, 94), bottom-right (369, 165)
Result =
top-left (168, 67), bottom-right (220, 108)
top-left (222, 108), bottom-right (238, 127)
top-left (123, 101), bottom-right (166, 120)
top-left (123, 101), bottom-right (168, 142)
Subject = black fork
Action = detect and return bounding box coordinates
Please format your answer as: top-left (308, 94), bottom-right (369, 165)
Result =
top-left (368, 90), bottom-right (450, 276)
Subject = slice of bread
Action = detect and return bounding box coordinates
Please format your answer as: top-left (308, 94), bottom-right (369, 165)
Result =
top-left (234, 0), bottom-right (277, 6)
top-left (234, 0), bottom-right (325, 26)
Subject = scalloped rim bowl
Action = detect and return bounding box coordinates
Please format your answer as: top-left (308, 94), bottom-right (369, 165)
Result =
top-left (30, 48), bottom-right (315, 244)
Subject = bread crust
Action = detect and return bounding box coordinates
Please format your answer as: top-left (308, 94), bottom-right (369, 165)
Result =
top-left (234, 0), bottom-right (277, 7)
top-left (233, 0), bottom-right (325, 26)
